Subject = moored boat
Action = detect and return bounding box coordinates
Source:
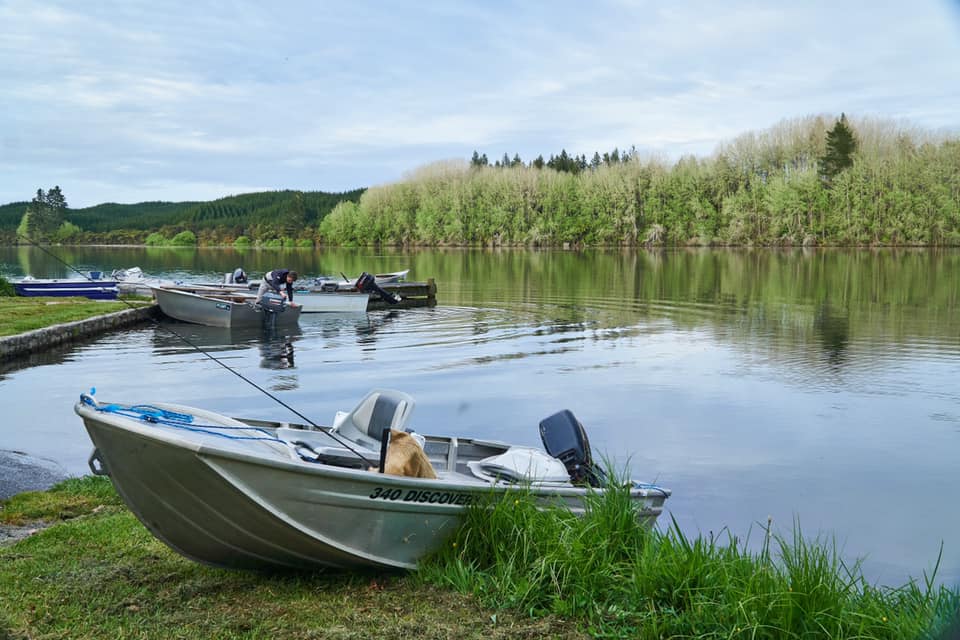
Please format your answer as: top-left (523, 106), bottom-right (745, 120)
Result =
top-left (291, 289), bottom-right (369, 313)
top-left (151, 286), bottom-right (301, 328)
top-left (14, 274), bottom-right (119, 300)
top-left (111, 267), bottom-right (173, 296)
top-left (306, 269), bottom-right (410, 291)
top-left (158, 282), bottom-right (369, 314)
top-left (75, 388), bottom-right (670, 571)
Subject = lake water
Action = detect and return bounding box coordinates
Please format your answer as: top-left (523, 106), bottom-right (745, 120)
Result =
top-left (1, 246), bottom-right (959, 587)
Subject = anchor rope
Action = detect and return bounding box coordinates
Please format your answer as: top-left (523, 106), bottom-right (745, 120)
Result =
top-left (79, 396), bottom-right (286, 443)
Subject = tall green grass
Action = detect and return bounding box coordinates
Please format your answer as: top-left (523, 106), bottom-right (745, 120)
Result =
top-left (420, 481), bottom-right (959, 638)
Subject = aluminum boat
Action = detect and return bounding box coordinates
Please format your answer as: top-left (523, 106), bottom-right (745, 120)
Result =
top-left (75, 389), bottom-right (670, 571)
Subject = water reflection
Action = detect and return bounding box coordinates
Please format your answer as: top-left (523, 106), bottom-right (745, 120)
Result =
top-left (259, 337), bottom-right (295, 370)
top-left (149, 321), bottom-right (302, 390)
top-left (814, 302), bottom-right (849, 368)
top-left (355, 310), bottom-right (399, 347)
top-left (151, 321), bottom-right (303, 357)
top-left (0, 342), bottom-right (72, 380)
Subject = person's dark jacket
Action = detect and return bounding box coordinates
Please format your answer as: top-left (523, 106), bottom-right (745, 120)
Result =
top-left (265, 269), bottom-right (294, 300)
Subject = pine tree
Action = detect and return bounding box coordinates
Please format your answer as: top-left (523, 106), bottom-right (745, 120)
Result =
top-left (278, 192), bottom-right (306, 237)
top-left (819, 113), bottom-right (857, 183)
top-left (20, 186), bottom-right (70, 240)
top-left (45, 185), bottom-right (67, 230)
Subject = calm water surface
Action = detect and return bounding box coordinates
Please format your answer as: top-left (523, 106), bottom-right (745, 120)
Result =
top-left (2, 246), bottom-right (959, 587)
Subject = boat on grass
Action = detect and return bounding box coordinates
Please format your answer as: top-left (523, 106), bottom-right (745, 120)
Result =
top-left (75, 388), bottom-right (670, 571)
top-left (14, 273), bottom-right (119, 300)
top-left (151, 286), bottom-right (301, 328)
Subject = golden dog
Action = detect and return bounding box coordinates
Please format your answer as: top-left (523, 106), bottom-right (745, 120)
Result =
top-left (372, 429), bottom-right (437, 479)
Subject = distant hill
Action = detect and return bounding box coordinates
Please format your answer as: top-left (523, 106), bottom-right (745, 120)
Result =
top-left (0, 189), bottom-right (365, 232)
top-left (0, 201), bottom-right (29, 230)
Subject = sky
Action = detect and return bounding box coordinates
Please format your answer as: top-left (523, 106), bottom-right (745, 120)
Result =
top-left (2, 1), bottom-right (960, 208)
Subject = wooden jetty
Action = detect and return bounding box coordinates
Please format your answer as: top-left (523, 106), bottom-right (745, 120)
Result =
top-left (367, 278), bottom-right (437, 311)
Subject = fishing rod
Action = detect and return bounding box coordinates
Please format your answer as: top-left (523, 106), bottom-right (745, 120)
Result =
top-left (14, 234), bottom-right (378, 466)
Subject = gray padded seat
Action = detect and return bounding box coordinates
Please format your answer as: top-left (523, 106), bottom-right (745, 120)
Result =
top-left (334, 388), bottom-right (415, 450)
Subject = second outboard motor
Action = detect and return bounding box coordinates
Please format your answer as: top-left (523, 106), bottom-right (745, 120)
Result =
top-left (258, 292), bottom-right (288, 329)
top-left (355, 272), bottom-right (401, 305)
top-left (538, 409), bottom-right (605, 487)
top-left (259, 292), bottom-right (288, 312)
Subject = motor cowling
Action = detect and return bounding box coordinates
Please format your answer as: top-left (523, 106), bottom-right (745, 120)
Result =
top-left (354, 272), bottom-right (401, 304)
top-left (538, 409), bottom-right (605, 487)
top-left (259, 292), bottom-right (288, 313)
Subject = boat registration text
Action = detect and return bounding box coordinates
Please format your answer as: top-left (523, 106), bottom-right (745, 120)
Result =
top-left (369, 486), bottom-right (474, 505)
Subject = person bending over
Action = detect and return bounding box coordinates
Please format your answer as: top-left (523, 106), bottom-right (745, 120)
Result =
top-left (257, 269), bottom-right (298, 304)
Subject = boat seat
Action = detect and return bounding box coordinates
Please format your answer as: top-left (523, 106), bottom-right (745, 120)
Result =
top-left (285, 389), bottom-right (415, 467)
top-left (331, 388), bottom-right (415, 451)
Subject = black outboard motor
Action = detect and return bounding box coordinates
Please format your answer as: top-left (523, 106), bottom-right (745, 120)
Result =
top-left (355, 272), bottom-right (401, 304)
top-left (257, 292), bottom-right (289, 328)
top-left (539, 409), bottom-right (605, 487)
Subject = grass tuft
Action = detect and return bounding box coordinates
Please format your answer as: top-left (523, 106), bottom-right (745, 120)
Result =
top-left (421, 478), bottom-right (959, 638)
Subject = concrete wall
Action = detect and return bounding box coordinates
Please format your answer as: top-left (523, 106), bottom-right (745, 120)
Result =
top-left (0, 305), bottom-right (159, 361)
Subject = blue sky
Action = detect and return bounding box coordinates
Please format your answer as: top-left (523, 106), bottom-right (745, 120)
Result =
top-left (2, 1), bottom-right (959, 208)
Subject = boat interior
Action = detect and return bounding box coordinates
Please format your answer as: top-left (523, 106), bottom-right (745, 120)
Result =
top-left (239, 388), bottom-right (582, 486)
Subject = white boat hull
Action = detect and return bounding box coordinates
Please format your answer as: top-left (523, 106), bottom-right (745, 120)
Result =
top-left (293, 290), bottom-right (369, 313)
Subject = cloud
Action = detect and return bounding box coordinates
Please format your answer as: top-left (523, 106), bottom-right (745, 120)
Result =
top-left (1, 1), bottom-right (958, 206)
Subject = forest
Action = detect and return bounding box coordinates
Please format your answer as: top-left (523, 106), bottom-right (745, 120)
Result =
top-left (4, 114), bottom-right (959, 247)
top-left (0, 190), bottom-right (364, 246)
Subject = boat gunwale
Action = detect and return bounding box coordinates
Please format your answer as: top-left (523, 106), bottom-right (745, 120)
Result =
top-left (74, 401), bottom-right (671, 500)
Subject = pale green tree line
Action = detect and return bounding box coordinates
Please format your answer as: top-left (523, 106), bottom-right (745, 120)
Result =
top-left (319, 114), bottom-right (960, 247)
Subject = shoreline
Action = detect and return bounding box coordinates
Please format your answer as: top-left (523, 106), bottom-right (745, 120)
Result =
top-left (0, 303), bottom-right (159, 360)
top-left (0, 449), bottom-right (70, 545)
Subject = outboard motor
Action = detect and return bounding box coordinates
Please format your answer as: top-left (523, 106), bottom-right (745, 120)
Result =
top-left (355, 272), bottom-right (401, 304)
top-left (257, 292), bottom-right (289, 328)
top-left (538, 409), bottom-right (605, 487)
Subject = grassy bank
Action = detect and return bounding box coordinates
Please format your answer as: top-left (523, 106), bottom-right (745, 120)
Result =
top-left (0, 296), bottom-right (149, 337)
top-left (0, 477), bottom-right (585, 639)
top-left (2, 478), bottom-right (957, 639)
top-left (422, 485), bottom-right (960, 638)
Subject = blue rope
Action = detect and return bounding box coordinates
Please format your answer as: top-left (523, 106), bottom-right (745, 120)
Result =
top-left (84, 395), bottom-right (285, 444)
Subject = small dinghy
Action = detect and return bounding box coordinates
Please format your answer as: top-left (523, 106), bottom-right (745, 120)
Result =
top-left (151, 286), bottom-right (301, 328)
top-left (75, 389), bottom-right (670, 571)
top-left (14, 273), bottom-right (119, 300)
top-left (307, 269), bottom-right (410, 291)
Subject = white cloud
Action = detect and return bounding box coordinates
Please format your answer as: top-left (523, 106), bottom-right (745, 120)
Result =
top-left (1, 0), bottom-right (958, 207)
